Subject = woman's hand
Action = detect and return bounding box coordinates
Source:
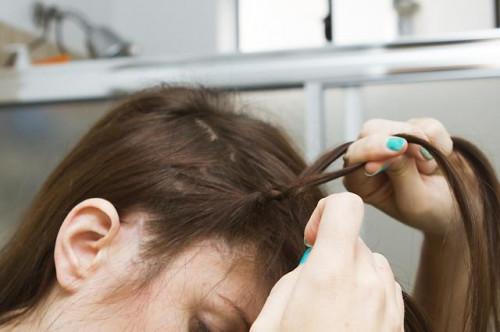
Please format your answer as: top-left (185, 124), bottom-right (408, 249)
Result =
top-left (251, 193), bottom-right (404, 332)
top-left (342, 118), bottom-right (459, 235)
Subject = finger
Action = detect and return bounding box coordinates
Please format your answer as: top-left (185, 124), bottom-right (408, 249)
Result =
top-left (359, 119), bottom-right (426, 140)
top-left (408, 118), bottom-right (453, 174)
top-left (343, 134), bottom-right (436, 177)
top-left (344, 134), bottom-right (409, 166)
top-left (384, 154), bottom-right (428, 204)
top-left (303, 193), bottom-right (365, 268)
top-left (303, 197), bottom-right (327, 248)
top-left (364, 160), bottom-right (386, 176)
top-left (358, 119), bottom-right (435, 165)
top-left (347, 143), bottom-right (428, 205)
top-left (395, 282), bottom-right (404, 323)
top-left (372, 253), bottom-right (396, 301)
top-left (355, 237), bottom-right (378, 271)
top-left (408, 118), bottom-right (453, 156)
top-left (372, 253), bottom-right (404, 327)
top-left (251, 267), bottom-right (301, 331)
top-left (343, 164), bottom-right (389, 206)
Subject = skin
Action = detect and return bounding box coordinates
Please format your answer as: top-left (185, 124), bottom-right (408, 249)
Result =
top-left (1, 117), bottom-right (470, 331)
top-left (1, 196), bottom-right (404, 332)
top-left (0, 199), bottom-right (266, 332)
top-left (252, 193), bottom-right (404, 332)
top-left (341, 118), bottom-right (472, 331)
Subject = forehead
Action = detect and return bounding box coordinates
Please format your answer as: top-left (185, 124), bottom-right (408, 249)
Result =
top-left (145, 239), bottom-right (269, 323)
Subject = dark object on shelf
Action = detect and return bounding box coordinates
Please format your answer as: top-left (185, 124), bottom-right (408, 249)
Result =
top-left (323, 0), bottom-right (332, 42)
top-left (496, 0), bottom-right (500, 27)
top-left (393, 0), bottom-right (420, 36)
top-left (32, 2), bottom-right (134, 59)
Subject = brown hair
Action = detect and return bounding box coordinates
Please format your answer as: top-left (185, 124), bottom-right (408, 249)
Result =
top-left (0, 86), bottom-right (498, 332)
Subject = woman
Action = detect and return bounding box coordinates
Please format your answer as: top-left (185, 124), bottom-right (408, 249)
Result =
top-left (0, 86), bottom-right (498, 331)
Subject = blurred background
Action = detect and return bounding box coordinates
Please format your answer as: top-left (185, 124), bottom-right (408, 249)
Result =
top-left (1, 0), bottom-right (499, 291)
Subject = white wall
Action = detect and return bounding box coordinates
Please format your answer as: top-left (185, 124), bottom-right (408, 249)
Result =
top-left (238, 0), bottom-right (327, 52)
top-left (414, 0), bottom-right (495, 36)
top-left (333, 0), bottom-right (398, 45)
top-left (238, 0), bottom-right (496, 50)
top-left (332, 0), bottom-right (495, 44)
top-left (2, 0), bottom-right (496, 55)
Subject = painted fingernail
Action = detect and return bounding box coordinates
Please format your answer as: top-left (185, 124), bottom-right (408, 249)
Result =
top-left (386, 137), bottom-right (407, 152)
top-left (420, 147), bottom-right (434, 160)
top-left (304, 239), bottom-right (313, 248)
top-left (299, 247), bottom-right (312, 265)
top-left (365, 164), bottom-right (388, 177)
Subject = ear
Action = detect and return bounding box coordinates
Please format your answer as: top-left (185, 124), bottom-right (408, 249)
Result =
top-left (54, 198), bottom-right (120, 292)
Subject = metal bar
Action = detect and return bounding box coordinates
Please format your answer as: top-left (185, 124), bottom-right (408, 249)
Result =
top-left (304, 82), bottom-right (326, 162)
top-left (235, 0), bottom-right (240, 51)
top-left (344, 86), bottom-right (363, 142)
top-left (343, 86), bottom-right (364, 236)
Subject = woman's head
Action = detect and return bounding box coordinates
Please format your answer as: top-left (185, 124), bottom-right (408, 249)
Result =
top-left (0, 86), bottom-right (323, 330)
top-left (1, 86), bottom-right (499, 332)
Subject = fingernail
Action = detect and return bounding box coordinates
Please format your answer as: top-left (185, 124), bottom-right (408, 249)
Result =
top-left (420, 146), bottom-right (433, 160)
top-left (299, 247), bottom-right (312, 265)
top-left (365, 164), bottom-right (388, 177)
top-left (386, 137), bottom-right (407, 152)
top-left (304, 239), bottom-right (313, 248)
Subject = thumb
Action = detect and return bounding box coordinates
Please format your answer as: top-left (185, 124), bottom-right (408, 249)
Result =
top-left (385, 154), bottom-right (427, 204)
top-left (251, 267), bottom-right (301, 332)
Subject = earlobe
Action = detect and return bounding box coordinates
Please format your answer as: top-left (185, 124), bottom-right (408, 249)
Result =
top-left (54, 198), bottom-right (120, 292)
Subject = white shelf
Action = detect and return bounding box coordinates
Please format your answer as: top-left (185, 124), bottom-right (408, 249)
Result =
top-left (3, 30), bottom-right (500, 105)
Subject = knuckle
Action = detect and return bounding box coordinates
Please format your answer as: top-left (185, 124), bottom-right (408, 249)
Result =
top-left (365, 139), bottom-right (381, 156)
top-left (306, 268), bottom-right (337, 287)
top-left (425, 118), bottom-right (445, 136)
top-left (409, 127), bottom-right (426, 139)
top-left (385, 155), bottom-right (411, 175)
top-left (304, 258), bottom-right (349, 287)
top-left (327, 192), bottom-right (365, 216)
top-left (360, 119), bottom-right (382, 136)
top-left (395, 282), bottom-right (403, 295)
top-left (408, 117), bottom-right (424, 127)
top-left (316, 197), bottom-right (327, 210)
top-left (373, 253), bottom-right (390, 268)
top-left (335, 192), bottom-right (364, 207)
top-left (366, 282), bottom-right (386, 302)
top-left (344, 144), bottom-right (355, 161)
top-left (358, 272), bottom-right (382, 290)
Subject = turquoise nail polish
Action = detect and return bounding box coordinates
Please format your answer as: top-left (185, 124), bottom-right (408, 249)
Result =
top-left (386, 137), bottom-right (406, 152)
top-left (420, 147), bottom-right (434, 160)
top-left (299, 247), bottom-right (312, 265)
top-left (365, 164), bottom-right (388, 177)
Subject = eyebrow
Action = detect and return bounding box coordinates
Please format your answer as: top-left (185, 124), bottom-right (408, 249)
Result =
top-left (217, 293), bottom-right (251, 330)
